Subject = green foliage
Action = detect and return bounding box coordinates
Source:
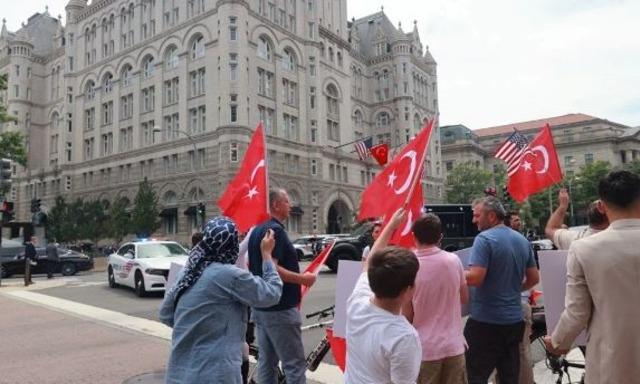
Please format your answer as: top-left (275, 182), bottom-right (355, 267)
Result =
top-left (622, 160), bottom-right (640, 176)
top-left (46, 196), bottom-right (72, 242)
top-left (572, 161), bottom-right (612, 214)
top-left (81, 200), bottom-right (109, 246)
top-left (0, 131), bottom-right (28, 166)
top-left (445, 161), bottom-right (494, 204)
top-left (107, 197), bottom-right (131, 243)
top-left (130, 178), bottom-right (160, 237)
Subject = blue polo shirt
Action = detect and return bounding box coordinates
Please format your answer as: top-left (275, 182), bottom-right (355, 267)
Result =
top-left (469, 225), bottom-right (535, 324)
top-left (248, 218), bottom-right (301, 311)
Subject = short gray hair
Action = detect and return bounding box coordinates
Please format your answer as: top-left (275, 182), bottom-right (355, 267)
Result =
top-left (269, 189), bottom-right (287, 208)
top-left (473, 196), bottom-right (506, 221)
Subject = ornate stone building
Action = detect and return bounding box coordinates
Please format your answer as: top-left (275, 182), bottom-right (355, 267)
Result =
top-left (0, 0), bottom-right (442, 242)
top-left (441, 113), bottom-right (639, 180)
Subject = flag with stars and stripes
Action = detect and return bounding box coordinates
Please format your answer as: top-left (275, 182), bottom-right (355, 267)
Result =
top-left (494, 130), bottom-right (531, 176)
top-left (354, 137), bottom-right (373, 161)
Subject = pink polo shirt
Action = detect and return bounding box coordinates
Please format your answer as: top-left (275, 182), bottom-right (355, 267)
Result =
top-left (412, 247), bottom-right (466, 361)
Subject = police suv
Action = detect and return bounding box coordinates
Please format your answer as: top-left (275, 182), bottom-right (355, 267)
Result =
top-left (107, 240), bottom-right (188, 297)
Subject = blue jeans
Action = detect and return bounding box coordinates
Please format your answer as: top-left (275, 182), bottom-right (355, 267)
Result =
top-left (253, 307), bottom-right (306, 384)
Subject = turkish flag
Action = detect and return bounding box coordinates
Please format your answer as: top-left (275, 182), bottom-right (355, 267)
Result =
top-left (507, 124), bottom-right (563, 202)
top-left (370, 143), bottom-right (389, 166)
top-left (358, 120), bottom-right (434, 226)
top-left (300, 240), bottom-right (335, 299)
top-left (389, 182), bottom-right (424, 247)
top-left (217, 123), bottom-right (269, 232)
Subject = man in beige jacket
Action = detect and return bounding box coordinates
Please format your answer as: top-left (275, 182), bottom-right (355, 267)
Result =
top-left (545, 170), bottom-right (640, 383)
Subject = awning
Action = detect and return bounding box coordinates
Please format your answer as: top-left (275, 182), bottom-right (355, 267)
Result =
top-left (291, 206), bottom-right (304, 215)
top-left (184, 206), bottom-right (197, 215)
top-left (159, 207), bottom-right (178, 217)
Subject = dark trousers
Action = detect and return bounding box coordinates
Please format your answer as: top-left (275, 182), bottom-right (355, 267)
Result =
top-left (46, 259), bottom-right (57, 278)
top-left (464, 318), bottom-right (525, 384)
top-left (24, 259), bottom-right (32, 286)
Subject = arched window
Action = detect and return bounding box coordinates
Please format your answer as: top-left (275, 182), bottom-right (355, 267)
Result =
top-left (328, 47), bottom-right (334, 62)
top-left (337, 51), bottom-right (343, 67)
top-left (190, 35), bottom-right (205, 59)
top-left (51, 112), bottom-right (60, 130)
top-left (376, 112), bottom-right (391, 130)
top-left (85, 80), bottom-right (96, 100)
top-left (257, 36), bottom-right (272, 61)
top-left (102, 72), bottom-right (113, 93)
top-left (165, 46), bottom-right (179, 70)
top-left (326, 84), bottom-right (339, 115)
top-left (282, 48), bottom-right (296, 71)
top-left (188, 187), bottom-right (205, 202)
top-left (121, 64), bottom-right (133, 87)
top-left (163, 191), bottom-right (178, 205)
top-left (142, 55), bottom-right (155, 79)
top-left (413, 114), bottom-right (422, 131)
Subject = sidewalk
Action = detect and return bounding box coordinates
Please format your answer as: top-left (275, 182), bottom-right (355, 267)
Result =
top-left (0, 287), bottom-right (330, 384)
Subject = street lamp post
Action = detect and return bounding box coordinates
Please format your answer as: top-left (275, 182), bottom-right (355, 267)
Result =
top-left (152, 126), bottom-right (201, 227)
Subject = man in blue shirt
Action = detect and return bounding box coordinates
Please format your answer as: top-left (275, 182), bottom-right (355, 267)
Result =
top-left (465, 197), bottom-right (540, 384)
top-left (248, 189), bottom-right (316, 384)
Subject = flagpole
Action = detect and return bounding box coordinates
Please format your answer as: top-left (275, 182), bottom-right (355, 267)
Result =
top-left (403, 119), bottom-right (435, 207)
top-left (260, 121), bottom-right (271, 216)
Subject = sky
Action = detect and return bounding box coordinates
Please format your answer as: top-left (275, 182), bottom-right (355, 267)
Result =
top-left (4, 0), bottom-right (639, 129)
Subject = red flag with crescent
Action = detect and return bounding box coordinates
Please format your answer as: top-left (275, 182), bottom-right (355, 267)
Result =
top-left (506, 124), bottom-right (562, 202)
top-left (358, 120), bottom-right (434, 246)
top-left (217, 123), bottom-right (269, 232)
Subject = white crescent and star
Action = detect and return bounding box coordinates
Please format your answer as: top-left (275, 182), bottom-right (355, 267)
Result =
top-left (531, 145), bottom-right (550, 174)
top-left (246, 160), bottom-right (265, 199)
top-left (400, 210), bottom-right (413, 236)
top-left (387, 150), bottom-right (417, 195)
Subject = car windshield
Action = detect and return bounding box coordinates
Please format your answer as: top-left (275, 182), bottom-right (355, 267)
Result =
top-left (350, 222), bottom-right (373, 237)
top-left (137, 243), bottom-right (188, 258)
top-left (293, 238), bottom-right (309, 244)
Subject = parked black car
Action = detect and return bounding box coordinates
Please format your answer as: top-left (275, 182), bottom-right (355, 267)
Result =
top-left (323, 204), bottom-right (480, 272)
top-left (0, 246), bottom-right (94, 278)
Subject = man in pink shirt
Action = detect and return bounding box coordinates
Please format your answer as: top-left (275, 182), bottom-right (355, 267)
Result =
top-left (403, 213), bottom-right (469, 384)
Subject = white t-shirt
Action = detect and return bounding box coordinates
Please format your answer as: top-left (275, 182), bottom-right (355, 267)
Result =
top-left (361, 245), bottom-right (371, 260)
top-left (552, 227), bottom-right (601, 250)
top-left (344, 273), bottom-right (422, 384)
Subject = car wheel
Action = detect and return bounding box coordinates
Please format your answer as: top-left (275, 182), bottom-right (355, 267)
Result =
top-left (0, 264), bottom-right (9, 279)
top-left (108, 266), bottom-right (118, 288)
top-left (135, 271), bottom-right (147, 297)
top-left (61, 262), bottom-right (77, 276)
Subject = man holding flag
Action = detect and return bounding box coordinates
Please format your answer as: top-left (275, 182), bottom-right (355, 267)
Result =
top-left (247, 189), bottom-right (316, 384)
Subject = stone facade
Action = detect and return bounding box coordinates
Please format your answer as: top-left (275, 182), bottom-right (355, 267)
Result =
top-left (0, 0), bottom-right (442, 242)
top-left (441, 113), bottom-right (640, 181)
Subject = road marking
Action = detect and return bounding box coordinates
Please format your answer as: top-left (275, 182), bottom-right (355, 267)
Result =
top-left (2, 290), bottom-right (344, 383)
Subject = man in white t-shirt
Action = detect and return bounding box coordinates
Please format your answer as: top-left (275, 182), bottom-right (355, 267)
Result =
top-left (545, 188), bottom-right (608, 249)
top-left (345, 209), bottom-right (422, 384)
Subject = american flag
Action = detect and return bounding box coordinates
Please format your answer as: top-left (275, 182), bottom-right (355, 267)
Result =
top-left (495, 131), bottom-right (531, 176)
top-left (354, 137), bottom-right (373, 161)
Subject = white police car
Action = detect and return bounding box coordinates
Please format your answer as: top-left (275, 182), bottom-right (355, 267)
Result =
top-left (107, 240), bottom-right (188, 297)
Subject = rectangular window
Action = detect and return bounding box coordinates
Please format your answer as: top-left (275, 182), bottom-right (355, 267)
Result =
top-left (310, 120), bottom-right (317, 143)
top-left (229, 54), bottom-right (238, 81)
top-left (142, 86), bottom-right (155, 112)
top-left (230, 142), bottom-right (238, 162)
top-left (311, 159), bottom-right (317, 175)
top-left (329, 164), bottom-right (335, 181)
top-left (309, 86), bottom-right (315, 109)
top-left (585, 153), bottom-right (594, 164)
top-left (229, 25), bottom-right (237, 41)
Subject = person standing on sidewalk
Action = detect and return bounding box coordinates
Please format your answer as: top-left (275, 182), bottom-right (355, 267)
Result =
top-left (248, 189), bottom-right (317, 384)
top-left (465, 197), bottom-right (539, 384)
top-left (403, 213), bottom-right (468, 384)
top-left (159, 216), bottom-right (283, 384)
top-left (45, 240), bottom-right (59, 279)
top-left (24, 236), bottom-right (37, 286)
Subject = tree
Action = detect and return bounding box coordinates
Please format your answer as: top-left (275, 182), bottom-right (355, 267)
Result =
top-left (445, 161), bottom-right (493, 204)
top-left (130, 178), bottom-right (160, 237)
top-left (107, 196), bottom-right (131, 243)
top-left (572, 161), bottom-right (612, 215)
top-left (46, 196), bottom-right (72, 243)
top-left (623, 160), bottom-right (640, 176)
top-left (0, 132), bottom-right (28, 167)
top-left (82, 200), bottom-right (109, 248)
top-left (66, 198), bottom-right (86, 244)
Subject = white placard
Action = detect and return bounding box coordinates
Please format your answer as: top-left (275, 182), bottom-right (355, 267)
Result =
top-left (333, 260), bottom-right (364, 338)
top-left (165, 261), bottom-right (186, 296)
top-left (454, 247), bottom-right (472, 316)
top-left (538, 250), bottom-right (587, 346)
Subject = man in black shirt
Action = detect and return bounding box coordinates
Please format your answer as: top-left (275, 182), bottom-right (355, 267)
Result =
top-left (24, 236), bottom-right (37, 286)
top-left (248, 189), bottom-right (316, 384)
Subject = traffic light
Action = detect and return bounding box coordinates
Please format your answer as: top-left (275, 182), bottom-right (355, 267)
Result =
top-left (30, 198), bottom-right (42, 213)
top-left (0, 158), bottom-right (11, 188)
top-left (197, 202), bottom-right (205, 217)
top-left (1, 201), bottom-right (14, 223)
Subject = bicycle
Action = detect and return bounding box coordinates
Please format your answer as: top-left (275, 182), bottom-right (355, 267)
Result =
top-left (247, 305), bottom-right (335, 384)
top-left (530, 304), bottom-right (586, 384)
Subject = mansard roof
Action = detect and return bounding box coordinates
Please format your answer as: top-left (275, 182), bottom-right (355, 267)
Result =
top-left (350, 11), bottom-right (409, 57)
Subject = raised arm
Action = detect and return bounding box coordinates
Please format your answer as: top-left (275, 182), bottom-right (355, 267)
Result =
top-left (364, 208), bottom-right (406, 271)
top-left (545, 188), bottom-right (570, 240)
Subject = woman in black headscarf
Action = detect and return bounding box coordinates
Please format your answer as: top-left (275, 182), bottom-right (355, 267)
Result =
top-left (159, 217), bottom-right (282, 384)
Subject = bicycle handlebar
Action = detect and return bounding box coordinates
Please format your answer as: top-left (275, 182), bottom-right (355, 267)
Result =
top-left (305, 305), bottom-right (335, 319)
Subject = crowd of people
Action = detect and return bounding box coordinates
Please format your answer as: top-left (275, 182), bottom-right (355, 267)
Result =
top-left (158, 170), bottom-right (640, 384)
